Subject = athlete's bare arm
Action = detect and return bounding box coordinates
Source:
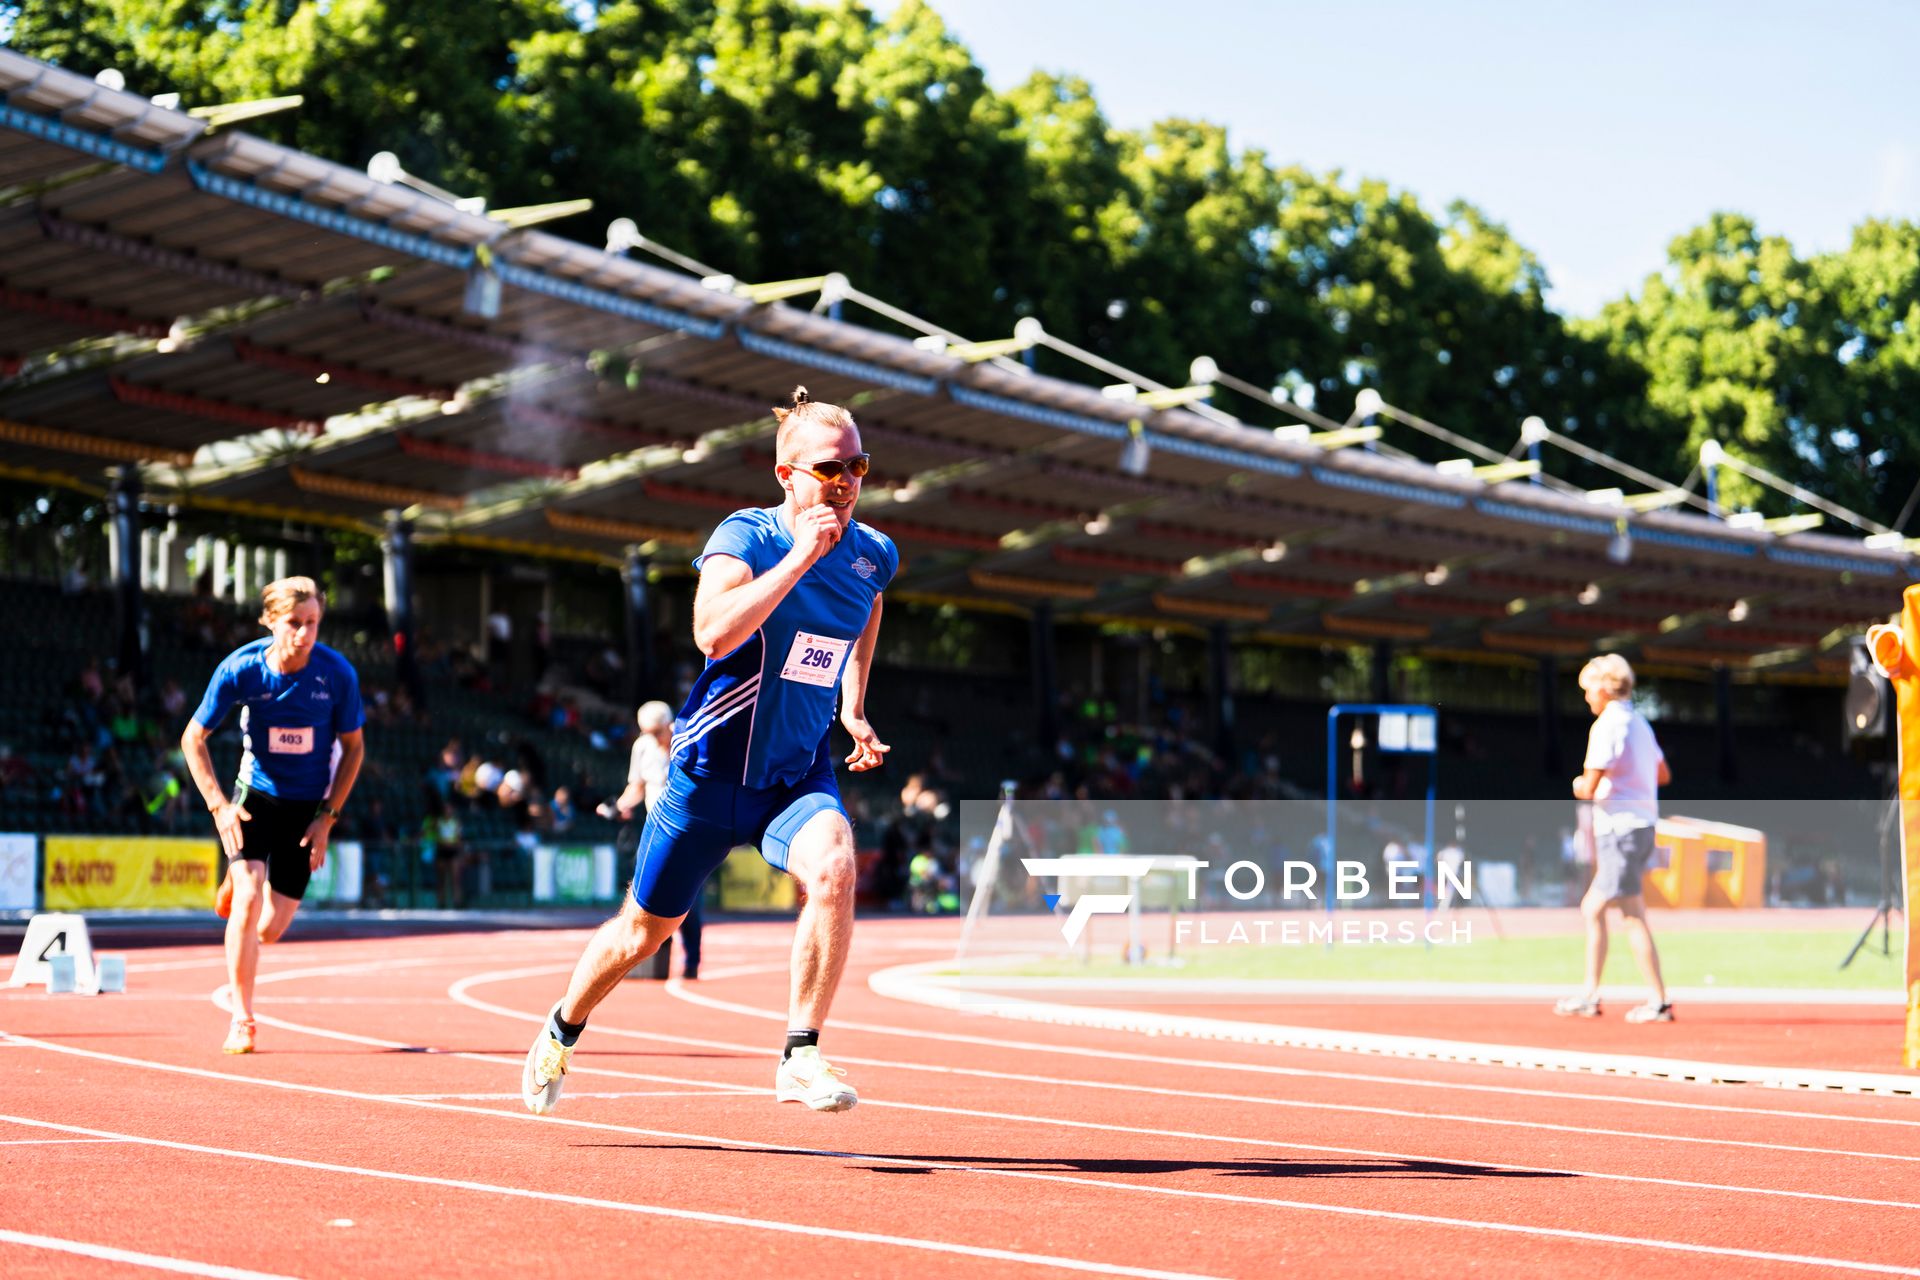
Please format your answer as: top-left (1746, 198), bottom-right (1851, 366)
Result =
top-left (839, 595), bottom-right (889, 772)
top-left (305, 728), bottom-right (366, 867)
top-left (181, 719), bottom-right (248, 860)
top-left (691, 507), bottom-right (841, 658)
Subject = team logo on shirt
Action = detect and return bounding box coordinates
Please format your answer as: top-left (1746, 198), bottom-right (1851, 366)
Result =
top-left (852, 556), bottom-right (877, 580)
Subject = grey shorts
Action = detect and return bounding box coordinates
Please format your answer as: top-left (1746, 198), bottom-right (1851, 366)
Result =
top-left (1590, 824), bottom-right (1656, 901)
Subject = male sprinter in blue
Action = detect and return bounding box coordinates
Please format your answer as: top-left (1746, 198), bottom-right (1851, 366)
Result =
top-left (182, 576), bottom-right (365, 1054)
top-left (524, 387), bottom-right (892, 1113)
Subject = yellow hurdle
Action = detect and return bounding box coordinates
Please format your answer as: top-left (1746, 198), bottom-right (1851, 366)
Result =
top-left (1864, 585), bottom-right (1920, 1069)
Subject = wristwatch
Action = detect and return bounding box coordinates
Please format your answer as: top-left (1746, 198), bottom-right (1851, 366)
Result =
top-left (316, 804), bottom-right (342, 821)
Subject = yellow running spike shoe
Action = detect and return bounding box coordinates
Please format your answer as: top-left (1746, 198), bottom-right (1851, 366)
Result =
top-left (522, 1017), bottom-right (575, 1115)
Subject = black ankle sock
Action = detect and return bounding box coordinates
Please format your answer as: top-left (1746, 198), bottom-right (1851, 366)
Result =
top-left (553, 1007), bottom-right (587, 1046)
top-left (783, 1029), bottom-right (819, 1061)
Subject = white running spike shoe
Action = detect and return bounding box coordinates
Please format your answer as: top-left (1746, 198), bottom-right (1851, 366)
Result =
top-left (222, 1017), bottom-right (255, 1054)
top-left (522, 1013), bottom-right (575, 1115)
top-left (775, 1045), bottom-right (858, 1112)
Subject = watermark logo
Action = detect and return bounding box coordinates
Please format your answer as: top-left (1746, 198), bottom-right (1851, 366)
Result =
top-left (1020, 856), bottom-right (1158, 943)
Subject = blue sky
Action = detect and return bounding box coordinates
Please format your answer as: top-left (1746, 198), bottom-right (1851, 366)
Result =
top-left (869, 0), bottom-right (1920, 317)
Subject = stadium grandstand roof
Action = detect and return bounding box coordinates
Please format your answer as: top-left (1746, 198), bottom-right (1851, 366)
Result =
top-left (0, 47), bottom-right (1907, 673)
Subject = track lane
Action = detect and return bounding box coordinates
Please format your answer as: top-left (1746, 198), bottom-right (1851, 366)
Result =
top-left (8, 926), bottom-right (1919, 1279)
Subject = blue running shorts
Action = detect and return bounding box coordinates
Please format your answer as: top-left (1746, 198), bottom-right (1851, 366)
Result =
top-left (629, 756), bottom-right (845, 917)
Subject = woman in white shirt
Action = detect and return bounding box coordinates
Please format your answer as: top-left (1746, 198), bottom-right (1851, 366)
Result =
top-left (1555, 654), bottom-right (1674, 1024)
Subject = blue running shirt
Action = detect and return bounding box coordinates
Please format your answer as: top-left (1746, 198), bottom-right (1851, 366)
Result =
top-left (675, 507), bottom-right (897, 788)
top-left (192, 639), bottom-right (366, 802)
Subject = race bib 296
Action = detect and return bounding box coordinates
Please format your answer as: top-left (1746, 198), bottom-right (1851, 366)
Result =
top-left (780, 631), bottom-right (851, 688)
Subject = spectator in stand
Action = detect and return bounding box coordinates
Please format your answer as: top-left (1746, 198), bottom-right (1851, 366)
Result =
top-left (424, 796), bottom-right (467, 909)
top-left (534, 611), bottom-right (552, 680)
top-left (354, 796), bottom-right (397, 906)
top-left (64, 740), bottom-right (105, 815)
top-left (549, 785), bottom-right (576, 835)
top-left (159, 678), bottom-right (188, 726)
top-left (486, 607), bottom-right (512, 689)
top-left (0, 743), bottom-right (31, 799)
top-left (429, 738), bottom-right (465, 805)
top-left (77, 657), bottom-right (103, 703)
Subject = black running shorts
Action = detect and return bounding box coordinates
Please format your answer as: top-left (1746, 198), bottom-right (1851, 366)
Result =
top-left (230, 784), bottom-right (319, 901)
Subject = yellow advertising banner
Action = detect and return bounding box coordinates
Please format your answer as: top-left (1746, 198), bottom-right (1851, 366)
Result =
top-left (716, 846), bottom-right (797, 912)
top-left (44, 836), bottom-right (221, 910)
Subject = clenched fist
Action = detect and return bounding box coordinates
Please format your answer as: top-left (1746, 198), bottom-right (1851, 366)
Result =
top-left (789, 503), bottom-right (843, 566)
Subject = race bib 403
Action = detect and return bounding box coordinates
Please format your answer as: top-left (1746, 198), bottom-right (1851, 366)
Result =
top-left (780, 631), bottom-right (851, 688)
top-left (267, 726), bottom-right (314, 755)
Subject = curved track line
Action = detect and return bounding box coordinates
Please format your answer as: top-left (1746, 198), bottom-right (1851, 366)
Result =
top-left (659, 965), bottom-right (1920, 1128)
top-left (0, 1226), bottom-right (301, 1279)
top-left (435, 970), bottom-right (1920, 1208)
top-left (640, 977), bottom-right (1920, 1160)
top-left (870, 961), bottom-right (1920, 1095)
top-left (0, 1112), bottom-right (1216, 1280)
top-left (28, 957), bottom-right (1920, 1261)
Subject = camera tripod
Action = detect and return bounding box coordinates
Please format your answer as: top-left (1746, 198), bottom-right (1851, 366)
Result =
top-left (1840, 791), bottom-right (1902, 970)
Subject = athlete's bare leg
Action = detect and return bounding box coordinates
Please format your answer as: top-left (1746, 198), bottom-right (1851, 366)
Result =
top-left (784, 809), bottom-right (858, 1029)
top-left (557, 895), bottom-right (685, 1025)
top-left (225, 860), bottom-right (270, 1022)
top-left (1579, 884), bottom-right (1611, 999)
top-left (1616, 894), bottom-right (1667, 1006)
top-left (255, 890), bottom-right (301, 944)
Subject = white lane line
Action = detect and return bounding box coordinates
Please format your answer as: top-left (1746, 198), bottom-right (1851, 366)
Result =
top-left (871, 961), bottom-right (1920, 1096)
top-left (67, 994), bottom-right (453, 1005)
top-left (453, 971), bottom-right (1920, 1164)
top-left (386, 1091), bottom-right (757, 1102)
top-left (0, 1111), bottom-right (1218, 1280)
top-left (0, 1226), bottom-right (302, 1279)
top-left (649, 965), bottom-right (1920, 1129)
top-left (941, 976), bottom-right (1909, 1005)
top-left (0, 1138), bottom-right (131, 1146)
top-left (244, 967), bottom-right (1920, 1213)
top-left (1, 1071), bottom-right (1914, 1279)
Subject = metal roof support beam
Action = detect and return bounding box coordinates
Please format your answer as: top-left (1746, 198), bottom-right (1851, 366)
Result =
top-left (188, 161), bottom-right (477, 269)
top-left (110, 376), bottom-right (322, 434)
top-left (703, 272), bottom-right (838, 305)
top-left (493, 260), bottom-right (725, 339)
top-left (289, 465), bottom-right (459, 510)
top-left (394, 432), bottom-right (577, 481)
top-left (1274, 423), bottom-right (1381, 450)
top-left (40, 211), bottom-right (305, 298)
top-left (359, 302), bottom-right (581, 368)
top-left (1437, 457), bottom-right (1540, 484)
top-left (0, 98), bottom-right (170, 171)
top-left (231, 337), bottom-right (453, 400)
top-left (0, 415), bottom-right (193, 467)
top-left (0, 284), bottom-right (166, 339)
top-left (487, 199), bottom-right (594, 230)
top-left (507, 403), bottom-right (674, 449)
top-left (544, 508), bottom-right (702, 546)
top-left (189, 95), bottom-right (304, 131)
top-left (1700, 439), bottom-right (1890, 538)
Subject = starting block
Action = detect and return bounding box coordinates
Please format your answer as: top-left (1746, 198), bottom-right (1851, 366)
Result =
top-left (8, 912), bottom-right (94, 988)
top-left (6, 913), bottom-right (121, 993)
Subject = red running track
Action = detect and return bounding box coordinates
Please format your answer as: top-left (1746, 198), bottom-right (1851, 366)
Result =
top-left (2, 917), bottom-right (1918, 1279)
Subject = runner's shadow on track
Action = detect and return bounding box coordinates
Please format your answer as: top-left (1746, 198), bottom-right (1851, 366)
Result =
top-left (579, 1051), bottom-right (761, 1061)
top-left (616, 1145), bottom-right (1572, 1182)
